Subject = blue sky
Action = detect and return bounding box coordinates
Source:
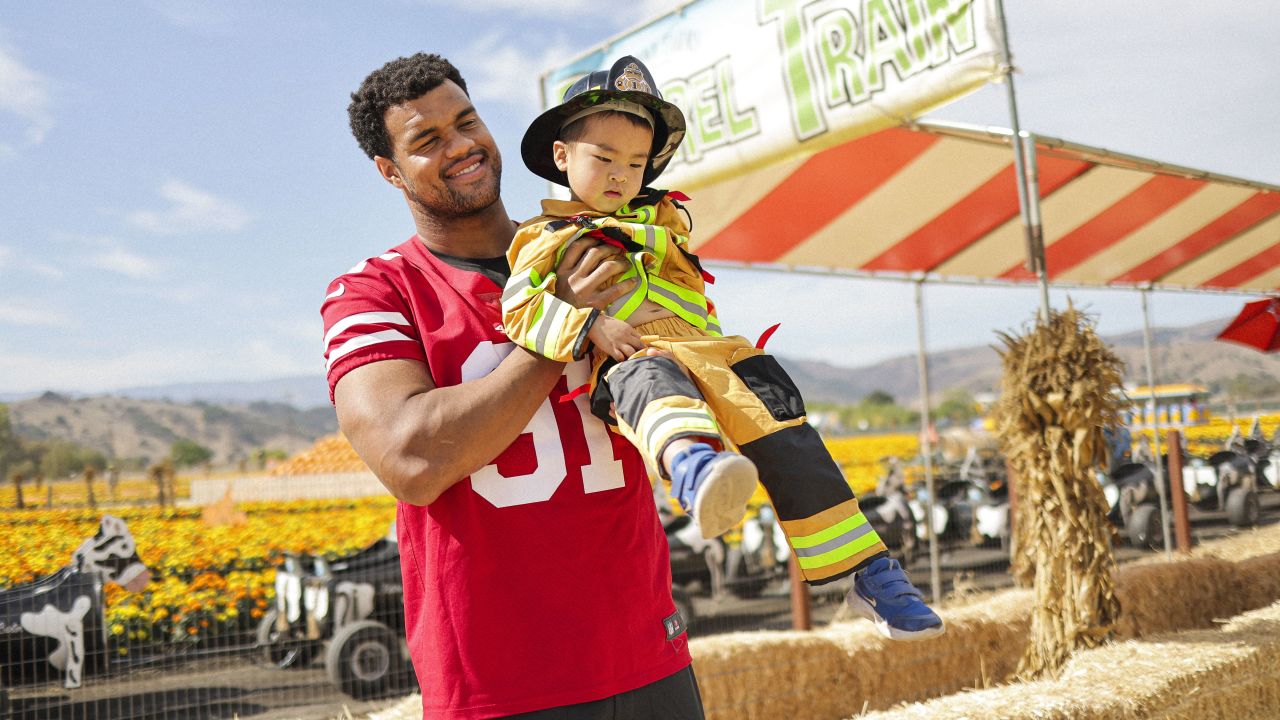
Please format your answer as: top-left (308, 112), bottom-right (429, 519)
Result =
top-left (1, 1), bottom-right (1277, 395)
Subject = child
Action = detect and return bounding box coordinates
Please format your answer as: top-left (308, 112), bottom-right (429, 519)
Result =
top-left (504, 56), bottom-right (943, 639)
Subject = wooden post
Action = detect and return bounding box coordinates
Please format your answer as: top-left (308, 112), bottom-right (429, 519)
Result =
top-left (84, 467), bottom-right (97, 509)
top-left (1004, 460), bottom-right (1018, 556)
top-left (788, 554), bottom-right (812, 630)
top-left (12, 473), bottom-right (24, 510)
top-left (1167, 430), bottom-right (1192, 552)
top-left (152, 464), bottom-right (166, 507)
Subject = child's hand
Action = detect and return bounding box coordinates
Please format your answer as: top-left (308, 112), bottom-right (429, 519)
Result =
top-left (588, 316), bottom-right (646, 361)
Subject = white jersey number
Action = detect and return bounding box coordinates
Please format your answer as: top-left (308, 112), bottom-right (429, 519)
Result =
top-left (460, 341), bottom-right (625, 508)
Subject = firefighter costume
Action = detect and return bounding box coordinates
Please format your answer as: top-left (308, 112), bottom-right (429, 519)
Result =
top-left (505, 56), bottom-right (887, 584)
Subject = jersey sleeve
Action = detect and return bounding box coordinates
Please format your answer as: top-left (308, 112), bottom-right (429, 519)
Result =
top-left (322, 272), bottom-right (425, 403)
top-left (501, 220), bottom-right (596, 362)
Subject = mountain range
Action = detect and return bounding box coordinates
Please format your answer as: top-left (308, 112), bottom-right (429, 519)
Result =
top-left (6, 316), bottom-right (1279, 466)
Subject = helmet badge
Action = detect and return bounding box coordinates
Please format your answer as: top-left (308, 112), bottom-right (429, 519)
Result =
top-left (614, 63), bottom-right (652, 94)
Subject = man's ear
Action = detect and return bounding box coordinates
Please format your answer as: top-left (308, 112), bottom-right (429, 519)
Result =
top-left (552, 140), bottom-right (570, 172)
top-left (374, 156), bottom-right (406, 190)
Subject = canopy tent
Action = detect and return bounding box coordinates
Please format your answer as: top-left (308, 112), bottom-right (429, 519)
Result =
top-left (536, 0), bottom-right (1279, 600)
top-left (685, 118), bottom-right (1280, 294)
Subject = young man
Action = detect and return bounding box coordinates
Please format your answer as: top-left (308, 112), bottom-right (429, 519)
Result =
top-left (328, 53), bottom-right (703, 719)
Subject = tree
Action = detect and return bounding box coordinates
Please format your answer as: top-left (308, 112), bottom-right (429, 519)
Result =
top-left (170, 438), bottom-right (214, 468)
top-left (863, 390), bottom-right (896, 406)
top-left (0, 404), bottom-right (18, 491)
top-left (936, 387), bottom-right (979, 425)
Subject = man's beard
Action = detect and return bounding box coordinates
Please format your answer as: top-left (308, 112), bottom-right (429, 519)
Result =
top-left (404, 150), bottom-right (503, 219)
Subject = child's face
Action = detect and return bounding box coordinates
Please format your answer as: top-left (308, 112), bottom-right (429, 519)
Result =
top-left (552, 113), bottom-right (653, 214)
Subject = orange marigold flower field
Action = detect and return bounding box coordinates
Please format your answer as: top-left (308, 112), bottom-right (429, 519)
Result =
top-left (2, 498), bottom-right (396, 649)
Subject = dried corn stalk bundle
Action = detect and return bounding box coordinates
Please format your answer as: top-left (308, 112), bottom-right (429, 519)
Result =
top-left (991, 304), bottom-right (1125, 678)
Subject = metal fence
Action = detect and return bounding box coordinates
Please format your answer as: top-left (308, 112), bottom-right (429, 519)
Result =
top-left (4, 445), bottom-right (1278, 720)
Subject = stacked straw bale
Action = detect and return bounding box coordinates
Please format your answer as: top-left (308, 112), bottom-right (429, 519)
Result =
top-left (856, 600), bottom-right (1280, 720)
top-left (991, 305), bottom-right (1126, 677)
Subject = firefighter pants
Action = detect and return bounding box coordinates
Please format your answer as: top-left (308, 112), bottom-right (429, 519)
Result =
top-left (589, 317), bottom-right (887, 584)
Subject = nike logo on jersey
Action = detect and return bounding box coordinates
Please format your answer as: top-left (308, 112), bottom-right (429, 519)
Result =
top-left (326, 283), bottom-right (345, 299)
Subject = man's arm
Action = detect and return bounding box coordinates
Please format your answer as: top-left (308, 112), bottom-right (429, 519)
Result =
top-left (334, 354), bottom-right (561, 505)
top-left (334, 238), bottom-right (635, 506)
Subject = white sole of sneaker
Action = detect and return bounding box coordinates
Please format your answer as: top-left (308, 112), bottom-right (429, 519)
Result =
top-left (693, 454), bottom-right (758, 539)
top-left (845, 589), bottom-right (946, 641)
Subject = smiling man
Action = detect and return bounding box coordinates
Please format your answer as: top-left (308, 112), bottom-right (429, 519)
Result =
top-left (325, 53), bottom-right (704, 719)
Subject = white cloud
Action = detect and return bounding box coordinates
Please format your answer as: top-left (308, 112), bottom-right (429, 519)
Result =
top-left (85, 245), bottom-right (163, 279)
top-left (0, 244), bottom-right (66, 280)
top-left (453, 34), bottom-right (571, 108)
top-left (0, 300), bottom-right (72, 329)
top-left (126, 180), bottom-right (250, 235)
top-left (0, 43), bottom-right (54, 147)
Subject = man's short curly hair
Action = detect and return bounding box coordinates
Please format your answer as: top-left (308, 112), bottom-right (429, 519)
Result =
top-left (348, 53), bottom-right (469, 160)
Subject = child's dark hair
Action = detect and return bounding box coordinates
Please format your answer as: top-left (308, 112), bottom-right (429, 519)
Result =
top-left (348, 53), bottom-right (468, 160)
top-left (559, 110), bottom-right (653, 145)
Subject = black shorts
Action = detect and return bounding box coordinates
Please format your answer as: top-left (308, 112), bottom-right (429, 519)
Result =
top-left (501, 665), bottom-right (705, 720)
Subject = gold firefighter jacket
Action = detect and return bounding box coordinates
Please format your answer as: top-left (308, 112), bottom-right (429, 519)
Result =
top-left (502, 190), bottom-right (722, 362)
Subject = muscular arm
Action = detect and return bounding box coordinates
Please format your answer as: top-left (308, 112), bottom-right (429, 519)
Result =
top-left (334, 353), bottom-right (561, 505)
top-left (333, 237), bottom-right (635, 506)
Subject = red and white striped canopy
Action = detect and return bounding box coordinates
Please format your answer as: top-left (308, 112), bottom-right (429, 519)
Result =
top-left (685, 119), bottom-right (1280, 294)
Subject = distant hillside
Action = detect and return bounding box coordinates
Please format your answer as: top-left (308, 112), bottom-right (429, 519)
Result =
top-left (8, 393), bottom-right (337, 467)
top-left (778, 317), bottom-right (1280, 407)
top-left (6, 316), bottom-right (1277, 459)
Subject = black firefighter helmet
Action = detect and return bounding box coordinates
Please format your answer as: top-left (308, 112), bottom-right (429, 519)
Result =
top-left (522, 55), bottom-right (686, 188)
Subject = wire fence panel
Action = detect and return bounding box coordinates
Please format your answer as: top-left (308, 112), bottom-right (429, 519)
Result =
top-left (5, 438), bottom-right (1278, 720)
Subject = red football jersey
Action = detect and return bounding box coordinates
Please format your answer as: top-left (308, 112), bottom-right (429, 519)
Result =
top-left (322, 237), bottom-right (690, 719)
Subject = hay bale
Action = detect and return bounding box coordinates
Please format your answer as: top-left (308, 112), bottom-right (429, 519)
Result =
top-left (691, 590), bottom-right (1033, 719)
top-left (361, 527), bottom-right (1280, 720)
top-left (855, 601), bottom-right (1280, 720)
top-left (1113, 558), bottom-right (1242, 638)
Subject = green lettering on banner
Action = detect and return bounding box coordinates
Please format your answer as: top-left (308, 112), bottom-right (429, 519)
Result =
top-left (813, 8), bottom-right (869, 107)
top-left (689, 65), bottom-right (724, 149)
top-left (718, 60), bottom-right (759, 139)
top-left (862, 0), bottom-right (918, 94)
top-left (759, 0), bottom-right (827, 140)
top-left (664, 58), bottom-right (759, 166)
top-left (921, 0), bottom-right (977, 67)
top-left (900, 0), bottom-right (931, 65)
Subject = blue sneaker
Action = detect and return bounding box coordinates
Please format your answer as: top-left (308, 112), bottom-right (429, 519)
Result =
top-left (669, 443), bottom-right (758, 539)
top-left (846, 557), bottom-right (945, 640)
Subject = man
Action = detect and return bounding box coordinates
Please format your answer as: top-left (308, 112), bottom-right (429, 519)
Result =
top-left (325, 53), bottom-right (704, 719)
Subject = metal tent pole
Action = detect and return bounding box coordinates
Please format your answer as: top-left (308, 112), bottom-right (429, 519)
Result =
top-left (1141, 288), bottom-right (1174, 559)
top-left (995, 0), bottom-right (1050, 321)
top-left (914, 280), bottom-right (942, 603)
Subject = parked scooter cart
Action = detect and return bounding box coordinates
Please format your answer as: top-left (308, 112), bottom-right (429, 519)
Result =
top-left (0, 516), bottom-right (152, 692)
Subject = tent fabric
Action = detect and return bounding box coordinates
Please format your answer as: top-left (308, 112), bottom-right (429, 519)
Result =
top-left (685, 120), bottom-right (1280, 294)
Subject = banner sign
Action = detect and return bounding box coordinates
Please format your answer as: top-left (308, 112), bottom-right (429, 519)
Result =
top-left (539, 0), bottom-right (1005, 193)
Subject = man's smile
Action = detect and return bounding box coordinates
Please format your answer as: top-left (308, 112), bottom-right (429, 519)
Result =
top-left (444, 152), bottom-right (486, 180)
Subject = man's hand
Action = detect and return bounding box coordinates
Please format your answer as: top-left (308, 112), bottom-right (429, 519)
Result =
top-left (588, 315), bottom-right (646, 361)
top-left (555, 237), bottom-right (636, 310)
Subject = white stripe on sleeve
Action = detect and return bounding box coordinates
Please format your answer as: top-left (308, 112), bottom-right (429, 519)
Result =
top-left (325, 329), bottom-right (415, 371)
top-left (324, 311), bottom-right (410, 347)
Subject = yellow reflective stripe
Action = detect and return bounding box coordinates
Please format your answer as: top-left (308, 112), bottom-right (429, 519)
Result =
top-left (796, 532), bottom-right (883, 570)
top-left (500, 268), bottom-right (542, 314)
top-left (790, 512), bottom-right (868, 549)
top-left (609, 257), bottom-right (649, 321)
